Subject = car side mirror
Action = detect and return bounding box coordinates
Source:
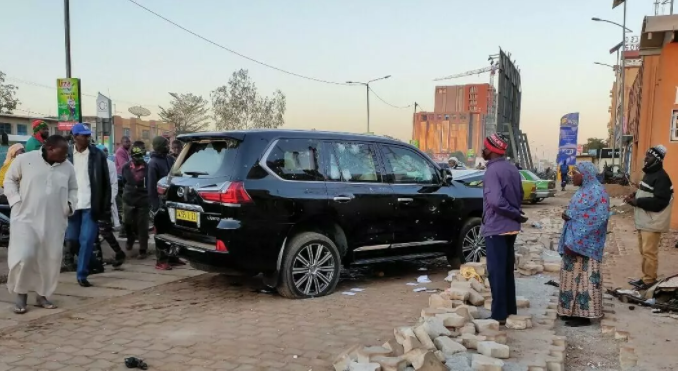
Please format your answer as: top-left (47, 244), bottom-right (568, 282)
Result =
top-left (440, 169), bottom-right (453, 185)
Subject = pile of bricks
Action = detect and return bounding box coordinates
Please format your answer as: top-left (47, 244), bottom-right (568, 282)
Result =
top-left (515, 244), bottom-right (561, 275)
top-left (333, 262), bottom-right (537, 371)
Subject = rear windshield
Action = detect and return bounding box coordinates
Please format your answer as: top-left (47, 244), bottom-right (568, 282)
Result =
top-left (172, 139), bottom-right (240, 177)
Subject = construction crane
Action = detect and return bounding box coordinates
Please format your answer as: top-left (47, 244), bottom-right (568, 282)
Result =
top-left (433, 55), bottom-right (499, 138)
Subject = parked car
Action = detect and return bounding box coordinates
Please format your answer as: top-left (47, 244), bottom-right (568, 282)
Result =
top-left (519, 170), bottom-right (556, 204)
top-left (153, 130), bottom-right (485, 299)
top-left (455, 170), bottom-right (537, 204)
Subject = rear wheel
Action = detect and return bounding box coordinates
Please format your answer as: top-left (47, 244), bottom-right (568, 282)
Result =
top-left (277, 232), bottom-right (341, 299)
top-left (450, 217), bottom-right (485, 265)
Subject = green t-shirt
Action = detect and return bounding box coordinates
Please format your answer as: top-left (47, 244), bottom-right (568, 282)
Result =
top-left (24, 136), bottom-right (42, 152)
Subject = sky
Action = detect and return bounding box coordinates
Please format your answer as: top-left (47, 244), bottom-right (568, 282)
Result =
top-left (0, 0), bottom-right (673, 161)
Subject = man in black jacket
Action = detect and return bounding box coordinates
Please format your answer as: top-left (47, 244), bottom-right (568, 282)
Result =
top-left (122, 142), bottom-right (151, 260)
top-left (625, 145), bottom-right (674, 289)
top-left (148, 136), bottom-right (185, 270)
top-left (64, 123), bottom-right (111, 287)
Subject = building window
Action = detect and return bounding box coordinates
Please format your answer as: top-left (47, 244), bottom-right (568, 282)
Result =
top-left (16, 124), bottom-right (27, 135)
top-left (142, 130), bottom-right (150, 140)
top-left (671, 109), bottom-right (678, 142)
top-left (0, 123), bottom-right (11, 134)
top-left (421, 114), bottom-right (427, 121)
top-left (123, 128), bottom-right (131, 137)
top-left (444, 115), bottom-right (449, 120)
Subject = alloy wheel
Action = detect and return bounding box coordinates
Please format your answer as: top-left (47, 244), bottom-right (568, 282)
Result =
top-left (291, 243), bottom-right (336, 296)
top-left (462, 225), bottom-right (486, 263)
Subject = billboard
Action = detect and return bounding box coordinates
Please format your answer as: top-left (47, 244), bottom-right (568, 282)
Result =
top-left (57, 78), bottom-right (82, 130)
top-left (557, 113), bottom-right (579, 165)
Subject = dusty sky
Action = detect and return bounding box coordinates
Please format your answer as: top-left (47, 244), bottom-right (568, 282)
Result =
top-left (1, 0), bottom-right (668, 161)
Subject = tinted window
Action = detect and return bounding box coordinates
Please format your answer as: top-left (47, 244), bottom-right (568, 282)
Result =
top-left (174, 139), bottom-right (240, 177)
top-left (266, 139), bottom-right (324, 181)
top-left (381, 145), bottom-right (437, 184)
top-left (327, 142), bottom-right (380, 182)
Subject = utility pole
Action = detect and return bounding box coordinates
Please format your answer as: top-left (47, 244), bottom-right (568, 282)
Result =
top-left (346, 75), bottom-right (391, 134)
top-left (618, 0), bottom-right (627, 170)
top-left (64, 0), bottom-right (72, 78)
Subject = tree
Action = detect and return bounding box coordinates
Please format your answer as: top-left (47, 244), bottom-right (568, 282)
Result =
top-left (0, 71), bottom-right (20, 114)
top-left (158, 92), bottom-right (211, 135)
top-left (211, 69), bottom-right (286, 130)
top-left (585, 137), bottom-right (607, 152)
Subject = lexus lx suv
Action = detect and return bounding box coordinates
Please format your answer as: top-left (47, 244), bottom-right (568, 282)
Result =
top-left (154, 130), bottom-right (485, 299)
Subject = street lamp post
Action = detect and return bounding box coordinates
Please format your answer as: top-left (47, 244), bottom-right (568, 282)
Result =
top-left (346, 75), bottom-right (391, 133)
top-left (592, 7), bottom-right (629, 169)
top-left (64, 0), bottom-right (72, 78)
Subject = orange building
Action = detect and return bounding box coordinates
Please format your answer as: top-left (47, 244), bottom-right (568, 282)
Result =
top-left (434, 84), bottom-right (492, 114)
top-left (412, 112), bottom-right (486, 158)
top-left (607, 54), bottom-right (641, 147)
top-left (628, 15), bottom-right (678, 227)
top-left (112, 116), bottom-right (175, 150)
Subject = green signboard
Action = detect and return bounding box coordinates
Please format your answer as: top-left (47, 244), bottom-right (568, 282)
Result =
top-left (57, 78), bottom-right (82, 123)
top-left (409, 140), bottom-right (419, 148)
top-left (467, 149), bottom-right (475, 157)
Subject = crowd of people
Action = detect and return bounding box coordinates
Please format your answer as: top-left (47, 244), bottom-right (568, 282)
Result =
top-left (4, 120), bottom-right (184, 314)
top-left (480, 132), bottom-right (672, 328)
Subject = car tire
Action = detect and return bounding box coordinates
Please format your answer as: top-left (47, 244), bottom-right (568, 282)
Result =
top-left (277, 231), bottom-right (341, 299)
top-left (451, 217), bottom-right (485, 266)
top-left (530, 198), bottom-right (539, 204)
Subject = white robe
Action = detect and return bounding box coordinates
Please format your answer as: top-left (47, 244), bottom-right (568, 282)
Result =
top-left (106, 159), bottom-right (120, 227)
top-left (5, 151), bottom-right (78, 296)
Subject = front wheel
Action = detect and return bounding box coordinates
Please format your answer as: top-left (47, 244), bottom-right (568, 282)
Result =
top-left (277, 232), bottom-right (341, 299)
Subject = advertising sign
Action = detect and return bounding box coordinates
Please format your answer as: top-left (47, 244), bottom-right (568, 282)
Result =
top-left (557, 113), bottom-right (579, 166)
top-left (57, 78), bottom-right (82, 131)
top-left (409, 139), bottom-right (419, 148)
top-left (96, 93), bottom-right (112, 119)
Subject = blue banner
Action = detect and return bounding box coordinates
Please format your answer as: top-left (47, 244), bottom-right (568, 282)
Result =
top-left (557, 113), bottom-right (579, 166)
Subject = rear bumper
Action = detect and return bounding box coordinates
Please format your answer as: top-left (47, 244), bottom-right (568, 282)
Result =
top-left (536, 190), bottom-right (556, 198)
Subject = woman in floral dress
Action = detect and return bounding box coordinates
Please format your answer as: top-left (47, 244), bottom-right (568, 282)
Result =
top-left (557, 162), bottom-right (610, 327)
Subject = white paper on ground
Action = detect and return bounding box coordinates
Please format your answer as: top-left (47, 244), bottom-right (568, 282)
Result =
top-left (342, 292), bottom-right (356, 296)
top-left (417, 275), bottom-right (431, 284)
top-left (413, 287), bottom-right (427, 292)
top-left (406, 282), bottom-right (418, 286)
top-left (350, 288), bottom-right (364, 292)
top-left (418, 267), bottom-right (427, 271)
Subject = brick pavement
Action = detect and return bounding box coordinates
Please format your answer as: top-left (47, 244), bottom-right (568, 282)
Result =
top-left (0, 261), bottom-right (448, 371)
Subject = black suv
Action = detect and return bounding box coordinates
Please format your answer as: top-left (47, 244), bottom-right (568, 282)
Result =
top-left (154, 130), bottom-right (485, 299)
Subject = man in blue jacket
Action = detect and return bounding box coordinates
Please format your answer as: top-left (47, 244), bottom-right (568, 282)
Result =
top-left (482, 133), bottom-right (527, 323)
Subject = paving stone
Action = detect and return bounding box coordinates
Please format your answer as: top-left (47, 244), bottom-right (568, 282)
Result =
top-left (516, 296), bottom-right (531, 308)
top-left (437, 313), bottom-right (466, 328)
top-left (543, 262), bottom-right (561, 272)
top-left (543, 355), bottom-right (564, 371)
top-left (403, 336), bottom-right (423, 353)
top-left (469, 278), bottom-right (485, 293)
top-left (551, 335), bottom-right (566, 347)
top-left (471, 353), bottom-right (504, 371)
top-left (478, 329), bottom-right (507, 344)
top-left (394, 327), bottom-right (416, 344)
top-left (429, 294), bottom-right (453, 309)
top-left (447, 287), bottom-right (470, 301)
top-left (549, 345), bottom-right (565, 360)
top-left (614, 330), bottom-right (630, 342)
top-left (357, 346), bottom-right (392, 363)
top-left (460, 333), bottom-right (486, 350)
top-left (412, 351), bottom-right (447, 371)
top-left (372, 356), bottom-right (409, 371)
top-left (484, 298), bottom-right (492, 310)
top-left (413, 324), bottom-right (436, 350)
top-left (420, 308), bottom-right (457, 318)
top-left (467, 289), bottom-right (485, 306)
top-left (459, 322), bottom-right (476, 335)
top-left (472, 319), bottom-right (499, 332)
top-left (382, 338), bottom-right (404, 357)
top-left (445, 353), bottom-right (472, 371)
top-left (333, 344), bottom-right (361, 371)
top-left (476, 341), bottom-right (510, 359)
top-left (433, 336), bottom-right (466, 355)
top-left (349, 362), bottom-right (380, 371)
top-left (506, 314), bottom-right (532, 330)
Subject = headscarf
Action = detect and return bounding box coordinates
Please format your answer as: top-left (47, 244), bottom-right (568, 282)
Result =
top-left (32, 120), bottom-right (48, 143)
top-left (3, 144), bottom-right (24, 167)
top-left (484, 133), bottom-right (508, 155)
top-left (558, 162), bottom-right (610, 261)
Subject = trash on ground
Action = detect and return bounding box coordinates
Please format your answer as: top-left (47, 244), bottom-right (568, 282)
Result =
top-left (342, 292), bottom-right (356, 296)
top-left (416, 275), bottom-right (431, 284)
top-left (350, 288), bottom-right (365, 292)
top-left (417, 267), bottom-right (427, 271)
top-left (124, 357), bottom-right (148, 370)
top-left (531, 222), bottom-right (542, 229)
top-left (545, 280), bottom-right (559, 288)
top-left (405, 282), bottom-right (418, 286)
top-left (413, 287), bottom-right (427, 292)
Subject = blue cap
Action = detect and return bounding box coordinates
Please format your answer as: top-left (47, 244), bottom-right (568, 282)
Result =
top-left (71, 123), bottom-right (92, 136)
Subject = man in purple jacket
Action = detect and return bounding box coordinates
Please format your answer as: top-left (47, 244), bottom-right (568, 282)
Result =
top-left (482, 133), bottom-right (527, 323)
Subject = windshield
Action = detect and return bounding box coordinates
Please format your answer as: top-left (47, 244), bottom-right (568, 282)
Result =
top-left (172, 139), bottom-right (240, 177)
top-left (523, 170), bottom-right (541, 180)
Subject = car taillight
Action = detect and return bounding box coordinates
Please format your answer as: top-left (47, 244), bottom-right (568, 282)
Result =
top-left (198, 182), bottom-right (252, 204)
top-left (215, 239), bottom-right (228, 253)
top-left (157, 184), bottom-right (168, 195)
top-left (532, 185), bottom-right (537, 192)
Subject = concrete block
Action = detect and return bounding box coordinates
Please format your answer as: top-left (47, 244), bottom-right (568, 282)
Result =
top-left (333, 344), bottom-right (362, 371)
top-left (433, 336), bottom-right (467, 355)
top-left (544, 310), bottom-right (558, 319)
top-left (468, 289), bottom-right (485, 306)
top-left (382, 338), bottom-right (404, 357)
top-left (551, 335), bottom-right (566, 347)
top-left (439, 291), bottom-right (452, 300)
top-left (484, 277), bottom-right (490, 288)
top-left (420, 308), bottom-right (456, 318)
top-left (349, 362), bottom-right (380, 371)
top-left (476, 341), bottom-right (510, 359)
top-left (615, 330), bottom-right (630, 342)
top-left (543, 262), bottom-right (561, 272)
top-left (544, 355), bottom-right (564, 371)
top-left (461, 333), bottom-right (486, 350)
top-left (422, 317), bottom-right (452, 339)
top-left (549, 345), bottom-right (565, 360)
top-left (471, 353), bottom-right (504, 371)
top-left (434, 350), bottom-right (446, 363)
top-left (459, 322), bottom-right (476, 335)
top-left (469, 278), bottom-right (485, 293)
top-left (473, 319), bottom-right (499, 332)
top-left (516, 296), bottom-right (530, 308)
top-left (358, 346), bottom-right (393, 363)
top-left (444, 353), bottom-right (471, 371)
top-left (429, 294), bottom-right (453, 309)
top-left (448, 287), bottom-right (471, 301)
top-left (438, 313), bottom-right (466, 328)
top-left (601, 321), bottom-right (616, 335)
top-left (464, 305), bottom-right (481, 319)
top-left (402, 349), bottom-right (447, 371)
top-left (394, 326), bottom-right (416, 344)
top-left (403, 336), bottom-right (423, 353)
top-left (527, 359), bottom-right (547, 371)
top-left (547, 302), bottom-right (558, 310)
top-left (484, 298), bottom-right (492, 310)
top-left (478, 329), bottom-right (507, 344)
top-left (372, 356), bottom-right (409, 371)
top-left (506, 315), bottom-right (532, 330)
top-left (450, 305), bottom-right (472, 322)
top-left (413, 324), bottom-right (436, 350)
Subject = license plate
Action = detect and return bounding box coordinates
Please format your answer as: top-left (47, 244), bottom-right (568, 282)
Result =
top-left (176, 210), bottom-right (198, 223)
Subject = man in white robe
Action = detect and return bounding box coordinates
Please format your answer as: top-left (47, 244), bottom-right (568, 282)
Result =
top-left (5, 135), bottom-right (77, 313)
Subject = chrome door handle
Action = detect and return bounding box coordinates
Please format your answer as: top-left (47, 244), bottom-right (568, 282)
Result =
top-left (397, 198), bottom-right (414, 203)
top-left (333, 196), bottom-right (352, 202)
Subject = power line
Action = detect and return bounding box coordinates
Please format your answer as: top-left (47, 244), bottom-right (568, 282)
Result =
top-left (126, 0), bottom-right (351, 86)
top-left (368, 87), bottom-right (411, 109)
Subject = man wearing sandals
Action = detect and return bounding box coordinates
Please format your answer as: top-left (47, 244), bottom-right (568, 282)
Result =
top-left (4, 135), bottom-right (77, 313)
